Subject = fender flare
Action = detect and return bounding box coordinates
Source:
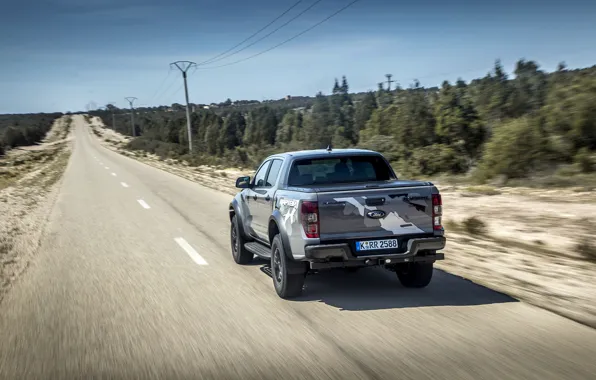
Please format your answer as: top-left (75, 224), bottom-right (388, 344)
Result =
top-left (229, 198), bottom-right (249, 239)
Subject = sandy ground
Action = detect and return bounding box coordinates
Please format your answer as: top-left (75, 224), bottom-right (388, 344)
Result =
top-left (437, 188), bottom-right (596, 328)
top-left (90, 116), bottom-right (596, 328)
top-left (0, 116), bottom-right (73, 302)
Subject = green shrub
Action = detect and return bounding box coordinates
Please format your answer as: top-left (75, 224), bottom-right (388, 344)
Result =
top-left (126, 137), bottom-right (186, 159)
top-left (575, 148), bottom-right (595, 173)
top-left (409, 144), bottom-right (469, 175)
top-left (462, 216), bottom-right (487, 235)
top-left (477, 117), bottom-right (547, 179)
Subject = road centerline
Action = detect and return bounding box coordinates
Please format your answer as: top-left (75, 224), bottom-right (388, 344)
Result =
top-left (174, 237), bottom-right (208, 266)
top-left (137, 199), bottom-right (151, 209)
top-left (121, 182), bottom-right (129, 188)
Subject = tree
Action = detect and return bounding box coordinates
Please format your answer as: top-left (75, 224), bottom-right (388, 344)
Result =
top-left (303, 92), bottom-right (331, 148)
top-left (390, 81), bottom-right (436, 149)
top-left (276, 110), bottom-right (303, 145)
top-left (508, 59), bottom-right (547, 117)
top-left (354, 91), bottom-right (377, 143)
top-left (205, 122), bottom-right (220, 155)
top-left (218, 111), bottom-right (245, 152)
top-left (434, 80), bottom-right (486, 159)
top-left (81, 58), bottom-right (596, 182)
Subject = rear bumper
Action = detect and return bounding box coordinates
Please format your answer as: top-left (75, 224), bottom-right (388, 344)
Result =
top-left (304, 236), bottom-right (446, 269)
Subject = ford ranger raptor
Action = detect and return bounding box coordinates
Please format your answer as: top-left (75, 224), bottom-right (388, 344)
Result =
top-left (228, 148), bottom-right (446, 299)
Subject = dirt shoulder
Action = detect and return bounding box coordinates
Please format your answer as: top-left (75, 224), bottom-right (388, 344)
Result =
top-left (436, 187), bottom-right (596, 328)
top-left (89, 116), bottom-right (596, 328)
top-left (0, 115), bottom-right (74, 302)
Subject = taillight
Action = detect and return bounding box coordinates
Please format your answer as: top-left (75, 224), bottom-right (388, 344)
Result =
top-left (432, 194), bottom-right (443, 231)
top-left (301, 201), bottom-right (319, 238)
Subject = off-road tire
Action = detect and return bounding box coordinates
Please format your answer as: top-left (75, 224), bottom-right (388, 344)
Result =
top-left (396, 262), bottom-right (434, 288)
top-left (271, 235), bottom-right (306, 299)
top-left (230, 215), bottom-right (253, 265)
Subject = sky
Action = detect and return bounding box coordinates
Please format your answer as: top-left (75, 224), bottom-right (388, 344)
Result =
top-left (1, 0), bottom-right (595, 113)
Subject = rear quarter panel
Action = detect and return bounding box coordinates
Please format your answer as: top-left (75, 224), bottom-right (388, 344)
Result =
top-left (273, 189), bottom-right (317, 260)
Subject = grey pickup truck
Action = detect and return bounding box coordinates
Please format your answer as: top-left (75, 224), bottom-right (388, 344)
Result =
top-left (229, 147), bottom-right (446, 298)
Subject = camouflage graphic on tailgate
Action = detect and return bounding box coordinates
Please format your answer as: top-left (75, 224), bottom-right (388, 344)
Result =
top-left (333, 197), bottom-right (426, 235)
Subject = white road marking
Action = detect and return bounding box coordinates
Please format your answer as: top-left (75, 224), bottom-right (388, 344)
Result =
top-left (105, 166), bottom-right (109, 170)
top-left (111, 172), bottom-right (117, 176)
top-left (121, 182), bottom-right (129, 188)
top-left (175, 237), bottom-right (208, 266)
top-left (137, 199), bottom-right (150, 209)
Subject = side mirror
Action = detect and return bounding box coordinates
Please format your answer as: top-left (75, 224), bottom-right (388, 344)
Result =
top-left (235, 176), bottom-right (251, 188)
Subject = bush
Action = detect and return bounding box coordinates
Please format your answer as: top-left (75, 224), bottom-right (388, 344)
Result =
top-left (409, 144), bottom-right (469, 175)
top-left (126, 137), bottom-right (186, 159)
top-left (575, 237), bottom-right (596, 262)
top-left (477, 117), bottom-right (547, 180)
top-left (575, 148), bottom-right (595, 173)
top-left (462, 216), bottom-right (487, 235)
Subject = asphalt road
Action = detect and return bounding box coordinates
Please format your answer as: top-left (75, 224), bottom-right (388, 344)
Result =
top-left (1, 116), bottom-right (595, 379)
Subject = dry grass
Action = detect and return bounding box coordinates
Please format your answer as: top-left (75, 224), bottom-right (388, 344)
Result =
top-left (0, 116), bottom-right (73, 302)
top-left (462, 185), bottom-right (502, 196)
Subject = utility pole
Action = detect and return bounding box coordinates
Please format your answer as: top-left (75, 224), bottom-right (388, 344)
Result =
top-left (170, 60), bottom-right (197, 153)
top-left (125, 97), bottom-right (137, 137)
top-left (107, 102), bottom-right (117, 131)
top-left (385, 74), bottom-right (394, 92)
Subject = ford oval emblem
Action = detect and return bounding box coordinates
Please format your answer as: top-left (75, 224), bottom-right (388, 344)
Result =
top-left (366, 210), bottom-right (386, 219)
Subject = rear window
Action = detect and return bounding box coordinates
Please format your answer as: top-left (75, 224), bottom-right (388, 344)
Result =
top-left (288, 155), bottom-right (395, 186)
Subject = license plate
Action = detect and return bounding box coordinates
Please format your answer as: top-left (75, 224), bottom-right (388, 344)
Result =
top-left (356, 239), bottom-right (398, 251)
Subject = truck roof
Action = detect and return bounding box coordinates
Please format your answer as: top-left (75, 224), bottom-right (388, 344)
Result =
top-left (266, 148), bottom-right (381, 161)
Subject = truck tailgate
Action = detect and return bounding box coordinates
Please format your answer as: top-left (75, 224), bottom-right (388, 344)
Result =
top-left (317, 184), bottom-right (435, 241)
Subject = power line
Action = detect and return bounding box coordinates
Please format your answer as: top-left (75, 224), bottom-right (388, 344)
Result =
top-left (199, 0), bottom-right (323, 67)
top-left (148, 69), bottom-right (174, 104)
top-left (197, 0), bottom-right (361, 70)
top-left (156, 77), bottom-right (180, 105)
top-left (198, 0), bottom-right (304, 66)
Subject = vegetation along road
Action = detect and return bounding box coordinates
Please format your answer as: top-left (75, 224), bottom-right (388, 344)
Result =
top-left (1, 115), bottom-right (595, 379)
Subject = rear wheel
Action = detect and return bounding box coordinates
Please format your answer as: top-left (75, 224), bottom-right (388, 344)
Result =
top-left (396, 262), bottom-right (434, 288)
top-left (230, 215), bottom-right (253, 265)
top-left (271, 235), bottom-right (306, 299)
